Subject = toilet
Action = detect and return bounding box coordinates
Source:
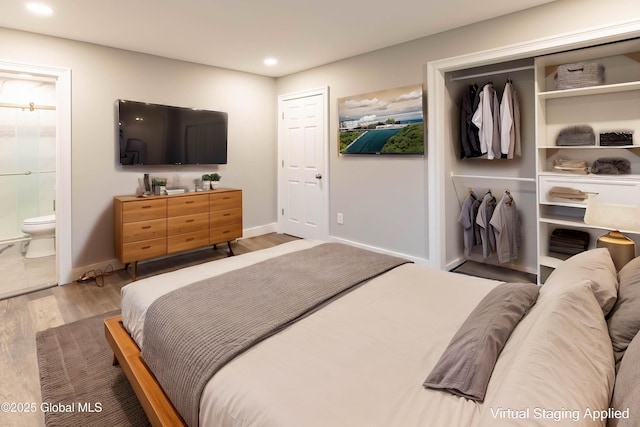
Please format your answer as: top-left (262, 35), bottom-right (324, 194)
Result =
top-left (21, 214), bottom-right (56, 258)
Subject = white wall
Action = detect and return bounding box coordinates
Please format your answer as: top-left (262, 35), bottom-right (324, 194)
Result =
top-left (0, 28), bottom-right (277, 271)
top-left (1, 0), bottom-right (639, 276)
top-left (276, 0), bottom-right (640, 263)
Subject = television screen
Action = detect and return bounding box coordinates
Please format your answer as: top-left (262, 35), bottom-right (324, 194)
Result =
top-left (118, 100), bottom-right (228, 165)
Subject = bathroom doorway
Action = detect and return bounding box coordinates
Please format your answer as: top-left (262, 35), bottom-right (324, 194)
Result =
top-left (0, 62), bottom-right (71, 299)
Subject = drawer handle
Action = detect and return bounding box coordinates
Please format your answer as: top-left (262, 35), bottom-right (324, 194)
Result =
top-left (142, 205), bottom-right (152, 209)
top-left (141, 245), bottom-right (151, 250)
top-left (223, 213), bottom-right (231, 217)
top-left (186, 237), bottom-right (194, 242)
top-left (223, 230), bottom-right (230, 234)
top-left (222, 197), bottom-right (231, 200)
top-left (186, 201), bottom-right (194, 204)
top-left (186, 219), bottom-right (195, 223)
top-left (141, 226), bottom-right (151, 229)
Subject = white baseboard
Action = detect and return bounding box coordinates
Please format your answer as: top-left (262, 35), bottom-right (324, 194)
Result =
top-left (328, 236), bottom-right (429, 266)
top-left (68, 224), bottom-right (280, 285)
top-left (241, 223), bottom-right (277, 239)
top-left (69, 257), bottom-right (124, 285)
top-left (70, 232), bottom-right (428, 285)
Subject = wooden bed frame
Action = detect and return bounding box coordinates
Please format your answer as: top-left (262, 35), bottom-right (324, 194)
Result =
top-left (104, 314), bottom-right (186, 427)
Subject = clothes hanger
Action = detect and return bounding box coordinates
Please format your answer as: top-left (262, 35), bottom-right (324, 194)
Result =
top-left (485, 190), bottom-right (495, 206)
top-left (505, 189), bottom-right (513, 205)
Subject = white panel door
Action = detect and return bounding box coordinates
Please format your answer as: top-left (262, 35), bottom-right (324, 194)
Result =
top-left (279, 89), bottom-right (328, 239)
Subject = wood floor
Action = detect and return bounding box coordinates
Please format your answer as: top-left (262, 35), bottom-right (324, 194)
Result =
top-left (0, 242), bottom-right (56, 300)
top-left (0, 233), bottom-right (299, 427)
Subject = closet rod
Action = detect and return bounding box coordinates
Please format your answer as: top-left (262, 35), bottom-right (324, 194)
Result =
top-left (450, 173), bottom-right (536, 183)
top-left (449, 65), bottom-right (534, 82)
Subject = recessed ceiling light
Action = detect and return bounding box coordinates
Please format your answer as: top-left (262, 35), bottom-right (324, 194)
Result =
top-left (264, 58), bottom-right (278, 66)
top-left (26, 2), bottom-right (53, 16)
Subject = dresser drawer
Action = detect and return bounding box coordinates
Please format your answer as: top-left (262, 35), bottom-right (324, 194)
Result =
top-left (168, 195), bottom-right (209, 217)
top-left (167, 212), bottom-right (209, 236)
top-left (168, 230), bottom-right (210, 253)
top-left (539, 175), bottom-right (640, 206)
top-left (122, 199), bottom-right (167, 222)
top-left (122, 218), bottom-right (167, 243)
top-left (210, 208), bottom-right (242, 227)
top-left (210, 191), bottom-right (242, 211)
top-left (122, 238), bottom-right (166, 263)
top-left (211, 223), bottom-right (242, 244)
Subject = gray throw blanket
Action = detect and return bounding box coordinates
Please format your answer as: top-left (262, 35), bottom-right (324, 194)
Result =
top-left (142, 243), bottom-right (410, 426)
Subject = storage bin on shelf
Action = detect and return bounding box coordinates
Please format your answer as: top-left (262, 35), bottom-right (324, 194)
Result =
top-left (584, 194), bottom-right (640, 233)
top-left (555, 62), bottom-right (605, 90)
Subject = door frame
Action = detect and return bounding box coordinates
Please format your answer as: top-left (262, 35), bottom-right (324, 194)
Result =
top-left (0, 60), bottom-right (72, 285)
top-left (426, 19), bottom-right (640, 270)
top-left (277, 86), bottom-right (330, 240)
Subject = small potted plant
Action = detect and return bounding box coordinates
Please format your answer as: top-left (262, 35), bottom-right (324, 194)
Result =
top-left (152, 178), bottom-right (167, 195)
top-left (201, 174), bottom-right (211, 191)
top-left (210, 173), bottom-right (222, 189)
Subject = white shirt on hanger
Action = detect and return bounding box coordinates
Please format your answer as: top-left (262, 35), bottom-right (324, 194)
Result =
top-left (500, 82), bottom-right (513, 158)
top-left (471, 84), bottom-right (499, 160)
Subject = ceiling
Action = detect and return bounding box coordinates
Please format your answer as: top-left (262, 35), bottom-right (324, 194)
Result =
top-left (0, 0), bottom-right (556, 77)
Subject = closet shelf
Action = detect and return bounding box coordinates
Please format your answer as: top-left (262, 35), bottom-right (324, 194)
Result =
top-left (449, 64), bottom-right (534, 82)
top-left (539, 201), bottom-right (586, 208)
top-left (450, 173), bottom-right (536, 182)
top-left (537, 145), bottom-right (639, 150)
top-left (540, 255), bottom-right (567, 269)
top-left (538, 171), bottom-right (640, 180)
top-left (537, 80), bottom-right (640, 99)
top-left (540, 213), bottom-right (640, 235)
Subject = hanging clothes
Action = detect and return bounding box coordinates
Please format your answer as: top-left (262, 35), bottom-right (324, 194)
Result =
top-left (509, 83), bottom-right (522, 159)
top-left (475, 192), bottom-right (497, 258)
top-left (458, 191), bottom-right (481, 257)
top-left (489, 191), bottom-right (521, 263)
top-left (459, 84), bottom-right (482, 159)
top-left (471, 83), bottom-right (500, 159)
top-left (499, 82), bottom-right (512, 159)
top-left (499, 80), bottom-right (522, 159)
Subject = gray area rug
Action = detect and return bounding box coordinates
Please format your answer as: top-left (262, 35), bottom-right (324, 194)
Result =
top-left (36, 310), bottom-right (150, 427)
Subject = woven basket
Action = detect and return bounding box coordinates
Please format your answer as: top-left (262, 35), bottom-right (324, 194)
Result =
top-left (556, 62), bottom-right (604, 90)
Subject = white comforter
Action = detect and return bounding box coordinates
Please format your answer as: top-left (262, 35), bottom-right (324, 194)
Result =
top-left (121, 240), bottom-right (615, 427)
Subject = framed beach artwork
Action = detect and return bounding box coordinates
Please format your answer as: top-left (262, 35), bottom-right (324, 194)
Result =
top-left (338, 84), bottom-right (425, 155)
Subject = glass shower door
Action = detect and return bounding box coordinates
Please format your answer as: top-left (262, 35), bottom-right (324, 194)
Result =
top-left (0, 105), bottom-right (57, 300)
top-left (0, 107), bottom-right (56, 242)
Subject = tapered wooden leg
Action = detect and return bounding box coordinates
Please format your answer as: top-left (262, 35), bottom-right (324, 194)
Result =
top-left (227, 241), bottom-right (234, 256)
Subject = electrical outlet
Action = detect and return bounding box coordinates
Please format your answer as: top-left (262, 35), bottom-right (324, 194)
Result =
top-left (337, 213), bottom-right (344, 225)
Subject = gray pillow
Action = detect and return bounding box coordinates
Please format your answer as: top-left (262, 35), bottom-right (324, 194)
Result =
top-left (608, 330), bottom-right (640, 427)
top-left (423, 282), bottom-right (539, 402)
top-left (607, 256), bottom-right (640, 367)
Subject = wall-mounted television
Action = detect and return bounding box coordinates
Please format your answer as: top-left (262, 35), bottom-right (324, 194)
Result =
top-left (118, 99), bottom-right (228, 165)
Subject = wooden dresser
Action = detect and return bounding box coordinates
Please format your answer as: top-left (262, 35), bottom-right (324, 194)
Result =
top-left (114, 188), bottom-right (242, 279)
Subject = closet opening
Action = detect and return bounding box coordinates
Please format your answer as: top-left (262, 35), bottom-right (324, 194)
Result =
top-left (442, 58), bottom-right (538, 281)
top-left (428, 23), bottom-right (640, 285)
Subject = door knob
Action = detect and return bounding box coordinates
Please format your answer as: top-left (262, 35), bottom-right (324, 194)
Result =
top-left (315, 173), bottom-right (322, 179)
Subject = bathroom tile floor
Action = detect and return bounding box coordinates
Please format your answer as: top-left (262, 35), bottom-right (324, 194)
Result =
top-left (0, 242), bottom-right (56, 300)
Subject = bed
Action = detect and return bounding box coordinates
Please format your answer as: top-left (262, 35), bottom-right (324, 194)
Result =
top-left (105, 239), bottom-right (640, 427)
